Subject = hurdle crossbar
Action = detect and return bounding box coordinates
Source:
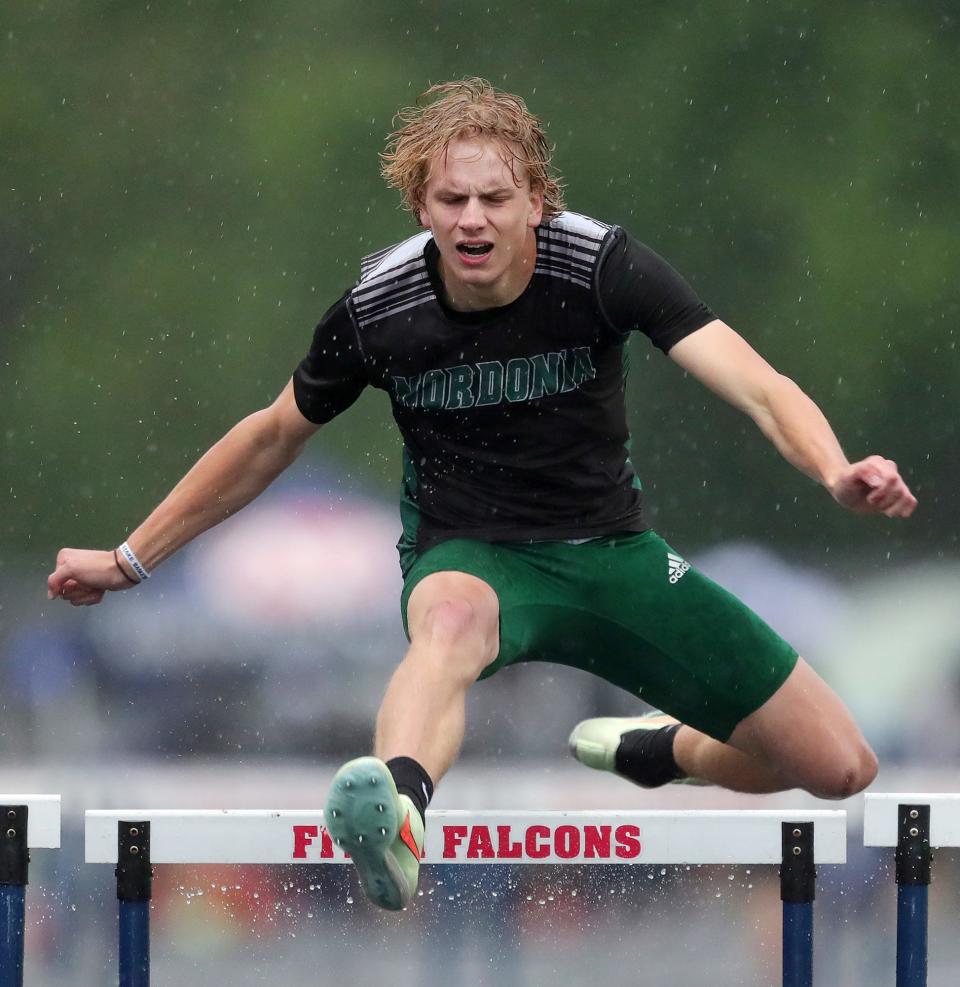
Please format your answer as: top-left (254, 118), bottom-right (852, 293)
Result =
top-left (85, 808), bottom-right (846, 865)
top-left (86, 808), bottom-right (844, 987)
top-left (0, 795), bottom-right (61, 987)
top-left (863, 793), bottom-right (960, 848)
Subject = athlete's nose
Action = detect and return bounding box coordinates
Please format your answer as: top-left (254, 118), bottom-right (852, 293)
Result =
top-left (458, 196), bottom-right (486, 232)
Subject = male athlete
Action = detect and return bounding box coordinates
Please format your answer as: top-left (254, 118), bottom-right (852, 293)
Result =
top-left (48, 79), bottom-right (916, 913)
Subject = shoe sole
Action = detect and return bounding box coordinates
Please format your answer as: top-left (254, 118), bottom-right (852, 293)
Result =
top-left (325, 757), bottom-right (410, 911)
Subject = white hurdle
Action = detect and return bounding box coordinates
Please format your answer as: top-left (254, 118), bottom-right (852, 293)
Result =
top-left (863, 793), bottom-right (960, 848)
top-left (864, 793), bottom-right (960, 987)
top-left (0, 795), bottom-right (61, 987)
top-left (0, 795), bottom-right (60, 851)
top-left (85, 807), bottom-right (845, 987)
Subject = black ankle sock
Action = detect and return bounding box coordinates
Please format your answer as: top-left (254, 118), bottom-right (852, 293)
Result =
top-left (386, 756), bottom-right (434, 824)
top-left (614, 724), bottom-right (685, 788)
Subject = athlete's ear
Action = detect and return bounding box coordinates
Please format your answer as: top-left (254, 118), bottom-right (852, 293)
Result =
top-left (527, 189), bottom-right (544, 228)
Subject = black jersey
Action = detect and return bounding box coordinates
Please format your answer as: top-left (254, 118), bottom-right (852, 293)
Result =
top-left (293, 212), bottom-right (714, 562)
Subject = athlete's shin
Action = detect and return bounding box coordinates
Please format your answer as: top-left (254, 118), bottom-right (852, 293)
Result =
top-left (380, 577), bottom-right (499, 781)
top-left (673, 726), bottom-right (794, 795)
top-left (374, 642), bottom-right (474, 783)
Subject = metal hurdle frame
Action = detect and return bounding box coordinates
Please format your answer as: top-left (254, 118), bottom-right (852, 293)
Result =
top-left (863, 793), bottom-right (960, 987)
top-left (0, 796), bottom-right (61, 987)
top-left (86, 808), bottom-right (845, 987)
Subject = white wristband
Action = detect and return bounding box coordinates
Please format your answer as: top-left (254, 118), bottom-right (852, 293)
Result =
top-left (118, 541), bottom-right (150, 582)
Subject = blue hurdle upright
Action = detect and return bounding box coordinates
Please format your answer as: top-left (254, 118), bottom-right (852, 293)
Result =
top-left (0, 796), bottom-right (61, 987)
top-left (864, 793), bottom-right (960, 987)
top-left (85, 807), bottom-right (846, 987)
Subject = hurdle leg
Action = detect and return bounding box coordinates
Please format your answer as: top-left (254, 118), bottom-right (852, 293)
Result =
top-left (895, 804), bottom-right (930, 987)
top-left (780, 821), bottom-right (815, 987)
top-left (0, 885), bottom-right (25, 987)
top-left (0, 805), bottom-right (29, 987)
top-left (116, 821), bottom-right (152, 987)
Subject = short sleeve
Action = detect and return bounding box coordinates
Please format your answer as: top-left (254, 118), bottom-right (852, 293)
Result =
top-left (597, 229), bottom-right (715, 353)
top-left (292, 291), bottom-right (368, 424)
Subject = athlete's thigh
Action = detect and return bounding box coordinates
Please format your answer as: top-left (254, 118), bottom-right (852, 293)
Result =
top-left (402, 537), bottom-right (576, 679)
top-left (725, 656), bottom-right (874, 784)
top-left (584, 531), bottom-right (799, 741)
top-left (401, 539), bottom-right (504, 657)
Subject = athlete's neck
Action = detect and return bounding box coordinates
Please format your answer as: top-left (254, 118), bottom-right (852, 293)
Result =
top-left (438, 230), bottom-right (537, 312)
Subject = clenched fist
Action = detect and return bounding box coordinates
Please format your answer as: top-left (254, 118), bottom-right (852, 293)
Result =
top-left (47, 548), bottom-right (137, 607)
top-left (828, 456), bottom-right (917, 518)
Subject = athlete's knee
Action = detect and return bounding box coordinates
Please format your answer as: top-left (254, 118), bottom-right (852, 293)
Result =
top-left (805, 741), bottom-right (878, 800)
top-left (417, 597), bottom-right (498, 677)
top-left (423, 597), bottom-right (484, 642)
top-left (843, 741), bottom-right (879, 795)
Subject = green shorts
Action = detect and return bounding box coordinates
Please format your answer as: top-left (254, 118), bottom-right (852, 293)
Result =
top-left (400, 530), bottom-right (798, 742)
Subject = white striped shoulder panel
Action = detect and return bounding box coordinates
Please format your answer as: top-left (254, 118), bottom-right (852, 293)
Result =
top-left (358, 230), bottom-right (433, 281)
top-left (549, 211), bottom-right (612, 241)
top-left (534, 211), bottom-right (613, 289)
top-left (353, 230), bottom-right (435, 328)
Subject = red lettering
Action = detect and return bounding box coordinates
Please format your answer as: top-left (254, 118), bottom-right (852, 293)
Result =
top-left (467, 826), bottom-right (495, 859)
top-left (525, 825), bottom-right (550, 859)
top-left (555, 825), bottom-right (580, 859)
top-left (615, 824), bottom-right (642, 859)
top-left (320, 828), bottom-right (335, 859)
top-left (496, 825), bottom-right (523, 859)
top-left (292, 825), bottom-right (319, 859)
top-left (584, 825), bottom-right (612, 859)
top-left (443, 825), bottom-right (469, 859)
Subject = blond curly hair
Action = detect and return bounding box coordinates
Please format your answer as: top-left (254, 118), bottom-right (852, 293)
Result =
top-left (381, 78), bottom-right (565, 224)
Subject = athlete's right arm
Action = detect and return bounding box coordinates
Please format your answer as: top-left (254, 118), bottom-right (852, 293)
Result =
top-left (47, 380), bottom-right (320, 607)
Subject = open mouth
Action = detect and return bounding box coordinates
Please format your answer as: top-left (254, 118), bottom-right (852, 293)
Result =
top-left (456, 242), bottom-right (493, 257)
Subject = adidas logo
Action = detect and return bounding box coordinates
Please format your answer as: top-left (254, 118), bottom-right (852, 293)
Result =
top-left (667, 552), bottom-right (690, 584)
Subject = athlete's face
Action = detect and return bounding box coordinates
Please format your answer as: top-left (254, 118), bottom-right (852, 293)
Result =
top-left (419, 137), bottom-right (543, 311)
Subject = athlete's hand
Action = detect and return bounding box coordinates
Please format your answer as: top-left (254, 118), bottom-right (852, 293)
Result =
top-left (828, 456), bottom-right (917, 518)
top-left (47, 548), bottom-right (135, 606)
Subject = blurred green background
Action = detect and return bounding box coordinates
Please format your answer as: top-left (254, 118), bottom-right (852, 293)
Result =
top-left (2, 6), bottom-right (959, 984)
top-left (3, 0), bottom-right (958, 570)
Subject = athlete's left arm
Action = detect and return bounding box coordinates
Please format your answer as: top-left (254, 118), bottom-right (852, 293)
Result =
top-left (668, 319), bottom-right (917, 518)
